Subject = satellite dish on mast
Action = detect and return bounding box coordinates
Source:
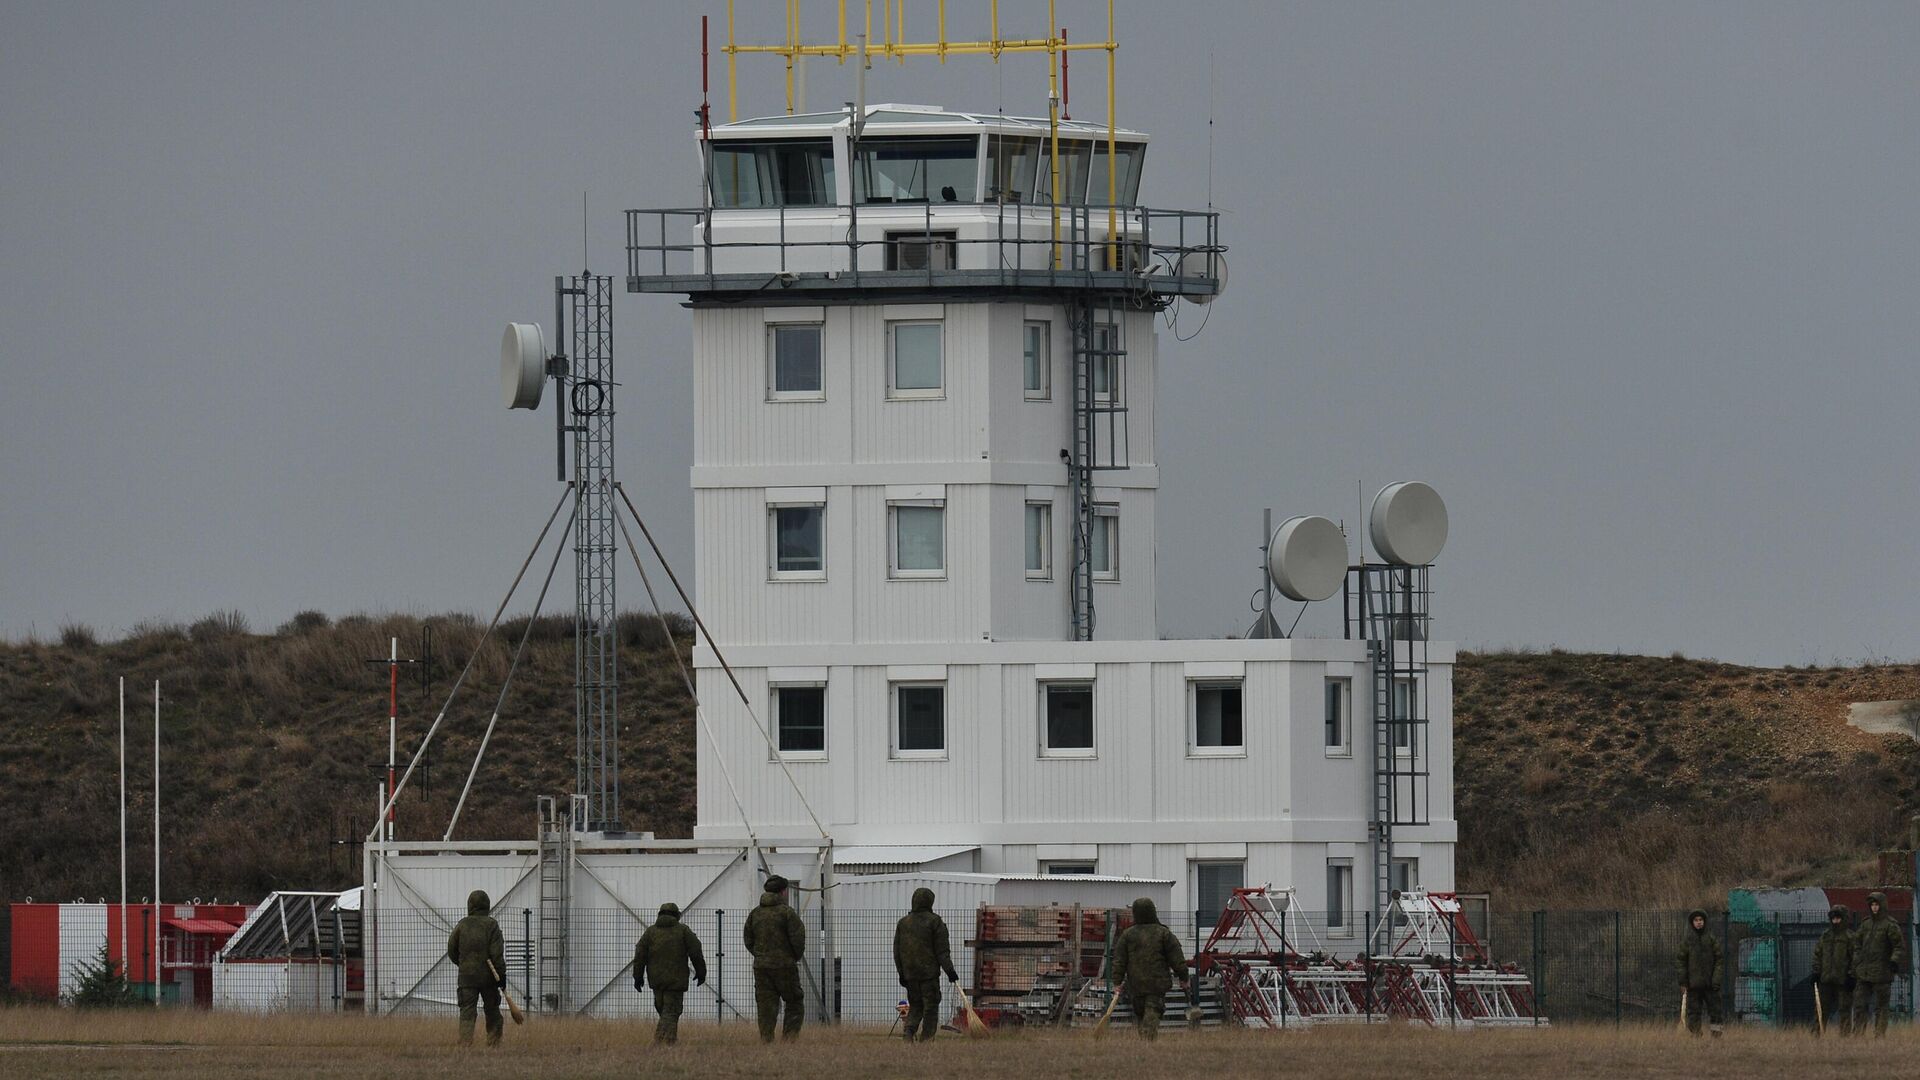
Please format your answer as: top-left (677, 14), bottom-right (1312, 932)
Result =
top-left (1368, 482), bottom-right (1448, 566)
top-left (501, 323), bottom-right (547, 410)
top-left (1267, 515), bottom-right (1347, 602)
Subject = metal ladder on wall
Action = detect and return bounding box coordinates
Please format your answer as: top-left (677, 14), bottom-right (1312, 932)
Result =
top-left (1066, 297), bottom-right (1129, 641)
top-left (1369, 636), bottom-right (1395, 929)
top-left (536, 796), bottom-right (575, 1012)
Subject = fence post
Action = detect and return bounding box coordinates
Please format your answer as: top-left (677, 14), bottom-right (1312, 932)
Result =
top-left (1532, 910), bottom-right (1544, 1025)
top-left (1278, 906), bottom-right (1287, 1029)
top-left (716, 909), bottom-right (725, 1024)
top-left (1364, 909), bottom-right (1374, 1022)
top-left (1613, 910), bottom-right (1622, 1028)
top-left (522, 908), bottom-right (532, 1011)
top-left (1721, 910), bottom-right (1732, 1024)
top-left (1773, 912), bottom-right (1783, 1027)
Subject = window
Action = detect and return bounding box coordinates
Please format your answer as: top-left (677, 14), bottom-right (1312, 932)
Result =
top-left (1085, 144), bottom-right (1145, 207)
top-left (1389, 857), bottom-right (1420, 927)
top-left (1090, 322), bottom-right (1122, 403)
top-left (1326, 860), bottom-right (1354, 937)
top-left (1042, 861), bottom-right (1096, 876)
top-left (771, 684), bottom-right (826, 757)
top-left (889, 502), bottom-right (945, 577)
top-left (1041, 682), bottom-right (1094, 757)
top-left (987, 135), bottom-right (1042, 202)
top-left (1023, 321), bottom-right (1051, 399)
top-left (1393, 677), bottom-right (1416, 755)
top-left (892, 683), bottom-right (946, 757)
top-left (768, 504), bottom-right (824, 578)
top-left (1035, 140), bottom-right (1092, 205)
top-left (855, 136), bottom-right (979, 203)
top-left (1024, 502), bottom-right (1052, 579)
top-left (767, 323), bottom-right (823, 398)
top-left (1324, 677), bottom-right (1351, 756)
top-left (887, 321), bottom-right (943, 397)
top-left (1091, 504), bottom-right (1119, 580)
top-left (1190, 681), bottom-right (1244, 754)
top-left (711, 138), bottom-right (836, 208)
top-left (1195, 861), bottom-right (1246, 926)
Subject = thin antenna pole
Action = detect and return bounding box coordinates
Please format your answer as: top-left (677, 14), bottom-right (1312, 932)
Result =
top-left (152, 679), bottom-right (159, 1005)
top-left (119, 677), bottom-right (126, 979)
top-left (1061, 27), bottom-right (1069, 120)
top-left (583, 191), bottom-right (589, 276)
top-left (386, 637), bottom-right (398, 842)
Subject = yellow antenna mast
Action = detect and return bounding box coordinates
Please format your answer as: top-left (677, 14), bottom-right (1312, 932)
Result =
top-left (721, 0), bottom-right (1120, 269)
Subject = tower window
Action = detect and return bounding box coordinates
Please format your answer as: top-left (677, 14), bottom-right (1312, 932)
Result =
top-left (887, 321), bottom-right (944, 397)
top-left (1023, 321), bottom-right (1051, 399)
top-left (892, 683), bottom-right (946, 757)
top-left (771, 684), bottom-right (826, 758)
top-left (768, 323), bottom-right (823, 398)
top-left (1041, 682), bottom-right (1094, 757)
top-left (1190, 680), bottom-right (1244, 754)
top-left (1025, 502), bottom-right (1052, 579)
top-left (1090, 504), bottom-right (1119, 581)
top-left (768, 504), bottom-right (825, 578)
top-left (889, 502), bottom-right (945, 577)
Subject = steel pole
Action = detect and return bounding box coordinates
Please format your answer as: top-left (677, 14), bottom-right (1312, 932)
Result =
top-left (119, 677), bottom-right (126, 981)
top-left (152, 680), bottom-right (160, 1005)
top-left (387, 638), bottom-right (397, 842)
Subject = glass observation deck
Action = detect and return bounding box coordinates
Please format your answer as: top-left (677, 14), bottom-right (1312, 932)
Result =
top-left (623, 104), bottom-right (1224, 301)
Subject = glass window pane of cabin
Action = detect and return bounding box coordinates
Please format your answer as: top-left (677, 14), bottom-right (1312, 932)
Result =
top-left (1086, 144), bottom-right (1143, 207)
top-left (856, 136), bottom-right (979, 203)
top-left (775, 686), bottom-right (825, 753)
top-left (1023, 321), bottom-right (1049, 397)
top-left (1025, 503), bottom-right (1050, 575)
top-left (773, 506), bottom-right (823, 573)
top-left (895, 685), bottom-right (945, 753)
top-left (771, 324), bottom-right (822, 394)
top-left (889, 322), bottom-right (943, 391)
top-left (1035, 141), bottom-right (1092, 205)
top-left (988, 135), bottom-right (1041, 202)
top-left (1044, 684), bottom-right (1093, 751)
top-left (1194, 683), bottom-right (1243, 748)
top-left (893, 505), bottom-right (944, 572)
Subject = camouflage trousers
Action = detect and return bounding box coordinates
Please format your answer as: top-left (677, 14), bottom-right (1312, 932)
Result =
top-left (457, 984), bottom-right (503, 1046)
top-left (902, 978), bottom-right (943, 1041)
top-left (1852, 980), bottom-right (1893, 1037)
top-left (651, 989), bottom-right (685, 1043)
top-left (1814, 981), bottom-right (1851, 1035)
top-left (1129, 992), bottom-right (1167, 1040)
top-left (1683, 985), bottom-right (1722, 1036)
top-left (754, 966), bottom-right (805, 1043)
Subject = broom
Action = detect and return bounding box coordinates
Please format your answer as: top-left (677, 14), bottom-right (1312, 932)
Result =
top-left (1093, 981), bottom-right (1125, 1037)
top-left (954, 981), bottom-right (989, 1037)
top-left (1676, 988), bottom-right (1687, 1034)
top-left (488, 960), bottom-right (526, 1025)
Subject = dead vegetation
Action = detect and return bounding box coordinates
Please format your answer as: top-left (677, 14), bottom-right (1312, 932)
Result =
top-left (4, 620), bottom-right (1919, 912)
top-left (1457, 652), bottom-right (1920, 909)
top-left (1, 1006), bottom-right (1917, 1079)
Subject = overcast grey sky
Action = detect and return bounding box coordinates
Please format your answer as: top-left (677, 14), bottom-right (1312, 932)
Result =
top-left (3, 2), bottom-right (1915, 666)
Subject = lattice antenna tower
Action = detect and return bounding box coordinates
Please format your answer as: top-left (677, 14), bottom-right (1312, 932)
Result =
top-left (502, 271), bottom-right (622, 834)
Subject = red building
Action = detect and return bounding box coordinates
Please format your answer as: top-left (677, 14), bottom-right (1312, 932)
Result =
top-left (9, 902), bottom-right (249, 1006)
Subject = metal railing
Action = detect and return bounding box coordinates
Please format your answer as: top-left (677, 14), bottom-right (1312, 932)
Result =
top-left (623, 201), bottom-right (1224, 298)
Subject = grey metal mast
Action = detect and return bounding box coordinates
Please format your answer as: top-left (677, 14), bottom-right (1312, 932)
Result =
top-left (559, 273), bottom-right (620, 834)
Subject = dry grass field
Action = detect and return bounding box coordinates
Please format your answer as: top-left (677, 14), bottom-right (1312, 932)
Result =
top-left (2, 1008), bottom-right (1916, 1080)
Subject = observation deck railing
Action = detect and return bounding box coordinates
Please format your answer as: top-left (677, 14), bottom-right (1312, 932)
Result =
top-left (623, 202), bottom-right (1224, 301)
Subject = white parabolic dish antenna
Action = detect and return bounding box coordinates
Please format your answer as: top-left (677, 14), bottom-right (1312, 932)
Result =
top-left (501, 323), bottom-right (546, 410)
top-left (1175, 249), bottom-right (1228, 305)
top-left (1267, 515), bottom-right (1347, 602)
top-left (1369, 482), bottom-right (1448, 566)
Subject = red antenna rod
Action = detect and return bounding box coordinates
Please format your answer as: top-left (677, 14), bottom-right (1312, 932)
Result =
top-left (1060, 28), bottom-right (1070, 120)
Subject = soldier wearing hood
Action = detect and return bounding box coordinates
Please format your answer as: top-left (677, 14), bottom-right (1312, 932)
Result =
top-left (1674, 908), bottom-right (1723, 1037)
top-left (1108, 897), bottom-right (1188, 1041)
top-left (743, 874), bottom-right (808, 1042)
top-left (446, 889), bottom-right (507, 1047)
top-left (1810, 904), bottom-right (1854, 1035)
top-left (634, 902), bottom-right (707, 1044)
top-left (892, 887), bottom-right (960, 1041)
top-left (1850, 890), bottom-right (1908, 1037)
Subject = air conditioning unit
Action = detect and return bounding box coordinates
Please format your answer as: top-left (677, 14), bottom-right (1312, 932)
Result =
top-left (1099, 238), bottom-right (1151, 274)
top-left (889, 232), bottom-right (957, 271)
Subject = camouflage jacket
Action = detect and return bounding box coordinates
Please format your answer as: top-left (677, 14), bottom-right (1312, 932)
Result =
top-left (743, 892), bottom-right (807, 970)
top-left (893, 888), bottom-right (958, 985)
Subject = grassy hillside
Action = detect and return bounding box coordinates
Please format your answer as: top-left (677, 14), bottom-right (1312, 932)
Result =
top-left (0, 612), bottom-right (697, 903)
top-left (1455, 651), bottom-right (1920, 909)
top-left (3, 617), bottom-right (1917, 909)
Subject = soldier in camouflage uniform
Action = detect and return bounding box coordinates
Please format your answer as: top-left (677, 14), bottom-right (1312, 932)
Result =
top-left (743, 874), bottom-right (808, 1042)
top-left (446, 889), bottom-right (507, 1047)
top-left (634, 902), bottom-right (707, 1045)
top-left (1675, 908), bottom-right (1723, 1037)
top-left (1810, 904), bottom-right (1854, 1035)
top-left (1108, 897), bottom-right (1188, 1041)
top-left (1850, 890), bottom-right (1908, 1037)
top-left (892, 887), bottom-right (960, 1042)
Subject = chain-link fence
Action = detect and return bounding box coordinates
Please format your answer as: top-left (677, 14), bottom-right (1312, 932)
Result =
top-left (363, 904), bottom-right (1913, 1029)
